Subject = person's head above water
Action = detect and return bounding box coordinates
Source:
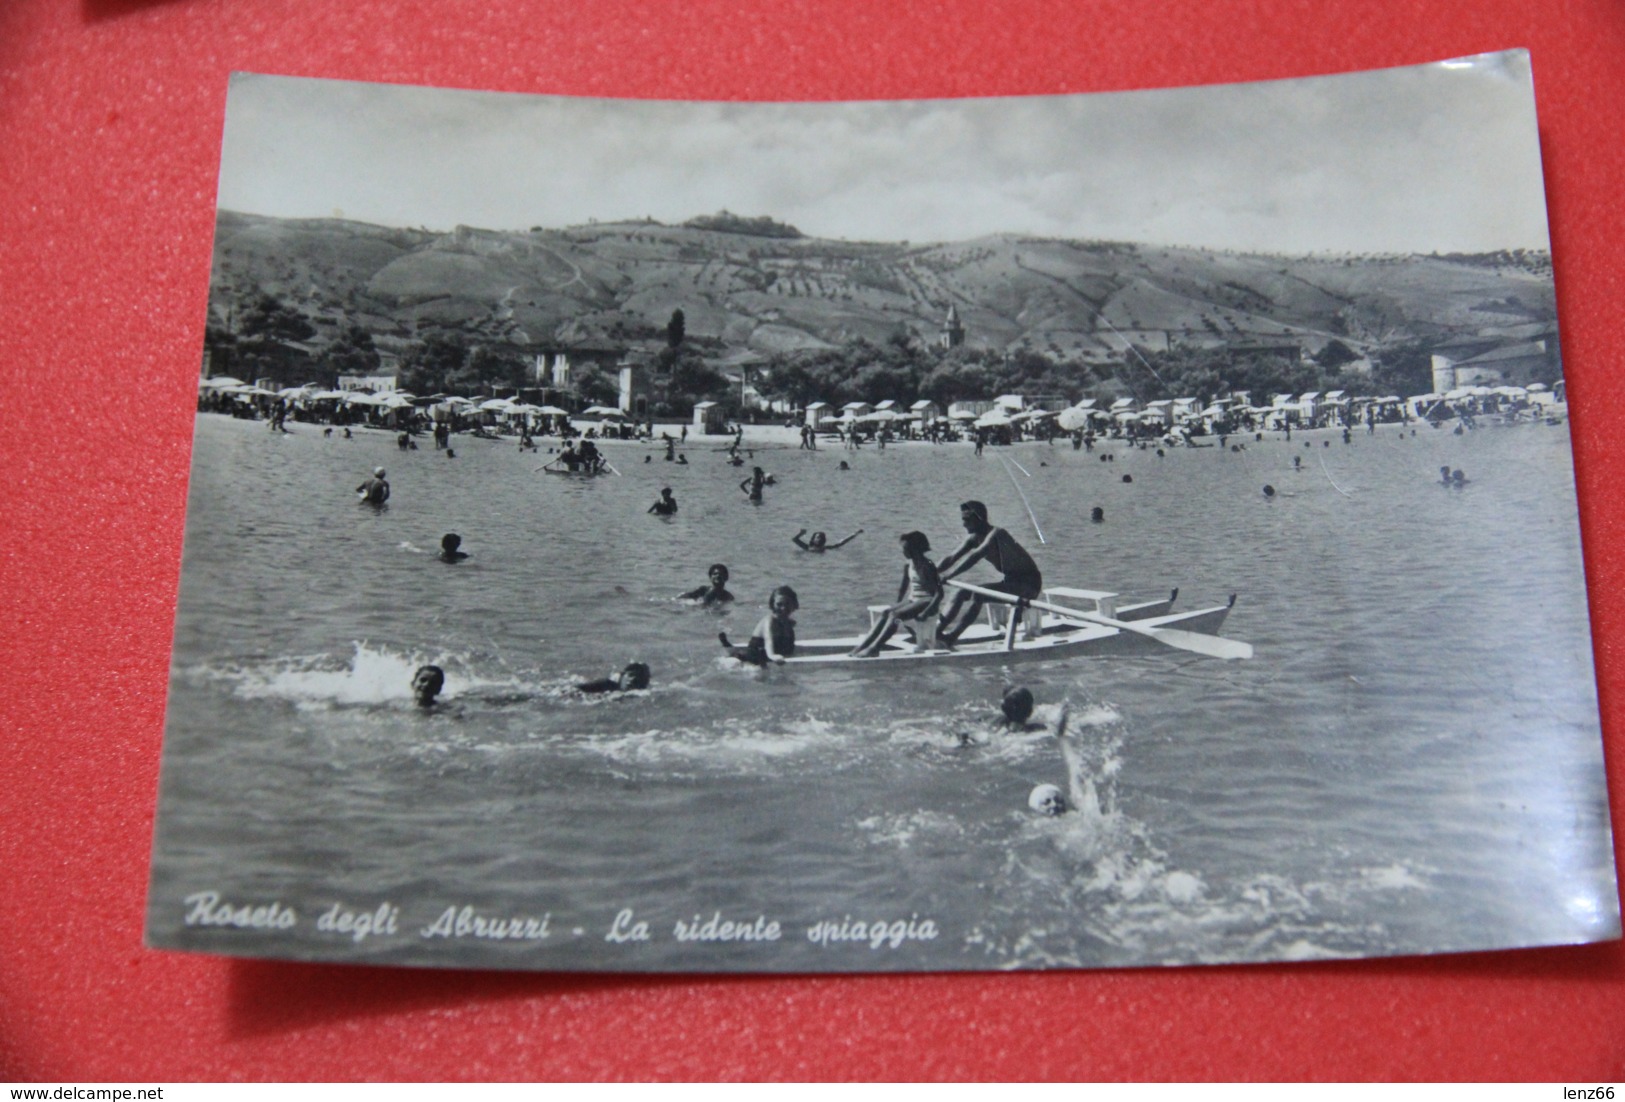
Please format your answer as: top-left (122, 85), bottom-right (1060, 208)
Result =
top-left (708, 563), bottom-right (729, 586)
top-left (769, 585), bottom-right (799, 615)
top-left (441, 533), bottom-right (462, 553)
top-left (809, 531), bottom-right (827, 549)
top-left (1002, 686), bottom-right (1035, 726)
top-left (1028, 783), bottom-right (1066, 816)
top-left (618, 662), bottom-right (651, 691)
top-left (900, 530), bottom-right (930, 557)
top-left (411, 665), bottom-right (445, 707)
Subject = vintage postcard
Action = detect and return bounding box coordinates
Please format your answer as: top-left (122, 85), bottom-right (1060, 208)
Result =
top-left (147, 53), bottom-right (1619, 970)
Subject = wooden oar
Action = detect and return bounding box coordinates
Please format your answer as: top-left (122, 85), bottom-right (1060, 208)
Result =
top-left (945, 579), bottom-right (1253, 660)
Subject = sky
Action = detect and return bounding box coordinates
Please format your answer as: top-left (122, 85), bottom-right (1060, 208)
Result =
top-left (216, 52), bottom-right (1551, 255)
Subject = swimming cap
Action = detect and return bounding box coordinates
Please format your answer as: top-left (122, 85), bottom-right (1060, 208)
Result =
top-left (1028, 784), bottom-right (1065, 815)
top-left (960, 500), bottom-right (988, 521)
top-left (374, 467), bottom-right (386, 477)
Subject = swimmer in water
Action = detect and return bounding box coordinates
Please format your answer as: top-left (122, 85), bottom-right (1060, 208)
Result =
top-left (1000, 686), bottom-right (1037, 728)
top-left (437, 533), bottom-right (469, 563)
top-left (576, 662), bottom-right (651, 694)
top-left (411, 665), bottom-right (445, 708)
top-left (648, 488), bottom-right (678, 516)
top-left (1263, 484), bottom-right (1276, 498)
top-left (719, 585), bottom-right (798, 665)
top-left (954, 686), bottom-right (1046, 747)
top-left (1027, 702), bottom-right (1097, 817)
top-left (680, 563), bottom-right (735, 606)
top-left (794, 528), bottom-right (862, 552)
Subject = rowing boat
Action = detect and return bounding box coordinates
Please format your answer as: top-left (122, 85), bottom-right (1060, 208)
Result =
top-left (535, 459), bottom-right (620, 476)
top-left (785, 585), bottom-right (1246, 667)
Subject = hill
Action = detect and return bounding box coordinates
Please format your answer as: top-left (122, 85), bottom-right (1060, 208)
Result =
top-left (205, 210), bottom-right (1557, 370)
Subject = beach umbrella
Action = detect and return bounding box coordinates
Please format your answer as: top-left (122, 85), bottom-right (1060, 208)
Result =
top-left (579, 405), bottom-right (626, 419)
top-left (478, 399), bottom-right (514, 412)
top-left (947, 410), bottom-right (978, 421)
top-left (1056, 407), bottom-right (1094, 431)
top-left (200, 376), bottom-right (248, 390)
top-left (379, 394), bottom-right (414, 409)
top-left (862, 409), bottom-right (898, 422)
top-left (974, 411), bottom-right (1012, 428)
top-left (536, 405), bottom-right (569, 416)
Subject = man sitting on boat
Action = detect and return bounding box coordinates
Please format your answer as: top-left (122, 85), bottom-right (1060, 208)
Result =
top-left (935, 500), bottom-right (1043, 646)
top-left (578, 438), bottom-right (604, 473)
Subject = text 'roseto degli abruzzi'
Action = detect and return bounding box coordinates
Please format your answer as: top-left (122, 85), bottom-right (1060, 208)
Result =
top-left (182, 892), bottom-right (939, 949)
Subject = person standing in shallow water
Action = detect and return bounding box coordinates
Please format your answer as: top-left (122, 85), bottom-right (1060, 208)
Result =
top-left (680, 564), bottom-right (735, 606)
top-left (648, 488), bottom-right (678, 516)
top-left (356, 467), bottom-right (389, 505)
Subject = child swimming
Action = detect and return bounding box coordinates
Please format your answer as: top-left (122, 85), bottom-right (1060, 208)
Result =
top-left (793, 528), bottom-right (862, 552)
top-left (576, 663), bottom-right (651, 694)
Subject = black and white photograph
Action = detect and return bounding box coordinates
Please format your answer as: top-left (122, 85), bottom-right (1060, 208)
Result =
top-left (146, 52), bottom-right (1619, 972)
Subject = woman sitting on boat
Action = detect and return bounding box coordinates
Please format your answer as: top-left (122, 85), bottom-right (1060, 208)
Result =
top-left (849, 532), bottom-right (943, 657)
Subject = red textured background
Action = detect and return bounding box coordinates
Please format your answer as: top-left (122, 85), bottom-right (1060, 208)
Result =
top-left (3, 0), bottom-right (1623, 1082)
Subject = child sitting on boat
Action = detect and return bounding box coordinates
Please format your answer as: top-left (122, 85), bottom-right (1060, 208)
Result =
top-left (719, 585), bottom-right (798, 665)
top-left (849, 532), bottom-right (943, 657)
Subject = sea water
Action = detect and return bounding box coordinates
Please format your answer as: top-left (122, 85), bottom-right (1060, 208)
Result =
top-left (146, 415), bottom-right (1620, 970)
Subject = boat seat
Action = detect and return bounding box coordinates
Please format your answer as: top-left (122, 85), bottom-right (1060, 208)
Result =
top-left (984, 601), bottom-right (1043, 640)
top-left (867, 605), bottom-right (942, 652)
top-left (1042, 587), bottom-right (1118, 620)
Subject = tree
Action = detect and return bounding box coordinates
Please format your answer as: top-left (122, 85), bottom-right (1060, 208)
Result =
top-left (398, 332), bottom-right (469, 394)
top-left (327, 323), bottom-right (381, 381)
top-left (667, 347), bottom-right (729, 408)
top-left (572, 364), bottom-right (620, 407)
top-left (231, 294), bottom-right (318, 386)
top-left (666, 308), bottom-right (686, 349)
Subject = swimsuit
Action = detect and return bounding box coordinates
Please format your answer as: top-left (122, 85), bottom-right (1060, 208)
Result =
top-left (740, 618), bottom-right (795, 665)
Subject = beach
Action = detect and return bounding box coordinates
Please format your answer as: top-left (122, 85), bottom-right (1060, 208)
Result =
top-left (146, 409), bottom-right (1616, 971)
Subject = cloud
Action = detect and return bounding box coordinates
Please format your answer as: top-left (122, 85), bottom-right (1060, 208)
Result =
top-left (219, 53), bottom-right (1549, 254)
